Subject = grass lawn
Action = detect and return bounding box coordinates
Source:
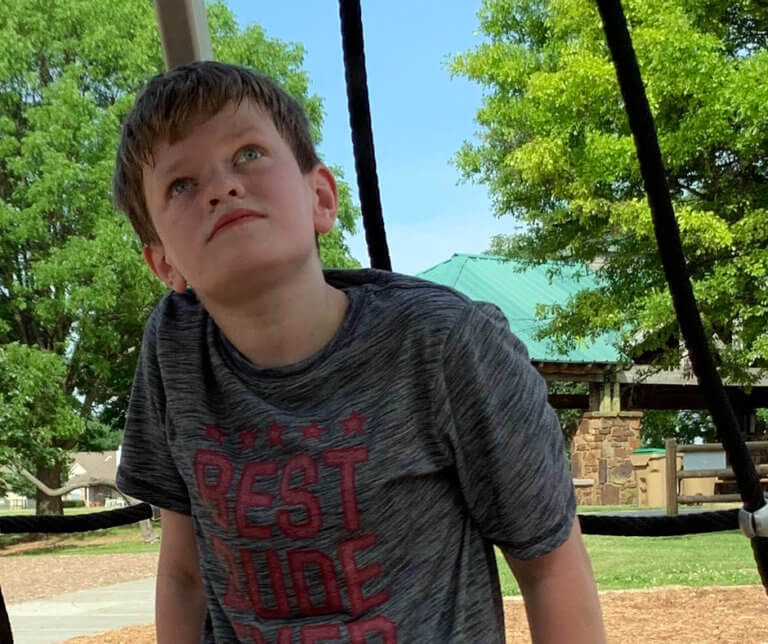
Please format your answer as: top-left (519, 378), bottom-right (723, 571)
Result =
top-left (3, 524), bottom-right (164, 556)
top-left (497, 531), bottom-right (761, 595)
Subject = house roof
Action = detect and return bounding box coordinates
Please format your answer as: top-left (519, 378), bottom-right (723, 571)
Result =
top-left (69, 451), bottom-right (119, 482)
top-left (418, 254), bottom-right (621, 364)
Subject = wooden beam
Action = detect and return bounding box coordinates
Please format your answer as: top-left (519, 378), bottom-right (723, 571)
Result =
top-left (547, 394), bottom-right (590, 409)
top-left (615, 365), bottom-right (768, 387)
top-left (678, 494), bottom-right (743, 503)
top-left (535, 362), bottom-right (610, 383)
top-left (678, 464), bottom-right (768, 479)
top-left (154, 0), bottom-right (213, 69)
top-left (676, 441), bottom-right (768, 453)
top-left (621, 384), bottom-right (768, 411)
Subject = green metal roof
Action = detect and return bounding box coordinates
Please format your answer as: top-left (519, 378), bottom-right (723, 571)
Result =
top-left (418, 254), bottom-right (621, 364)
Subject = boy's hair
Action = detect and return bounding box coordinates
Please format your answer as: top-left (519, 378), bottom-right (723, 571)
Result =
top-left (113, 61), bottom-right (321, 244)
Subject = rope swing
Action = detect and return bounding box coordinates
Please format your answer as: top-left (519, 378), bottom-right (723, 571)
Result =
top-left (338, 0), bottom-right (392, 271)
top-left (595, 0), bottom-right (768, 591)
top-left (1, 6), bottom-right (766, 641)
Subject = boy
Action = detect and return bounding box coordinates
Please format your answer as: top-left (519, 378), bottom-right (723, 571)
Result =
top-left (114, 61), bottom-right (604, 643)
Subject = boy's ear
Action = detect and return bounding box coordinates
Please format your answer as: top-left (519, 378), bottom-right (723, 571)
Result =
top-left (143, 243), bottom-right (188, 292)
top-left (310, 164), bottom-right (339, 235)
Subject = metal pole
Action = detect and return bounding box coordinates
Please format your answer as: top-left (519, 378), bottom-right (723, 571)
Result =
top-left (153, 0), bottom-right (213, 69)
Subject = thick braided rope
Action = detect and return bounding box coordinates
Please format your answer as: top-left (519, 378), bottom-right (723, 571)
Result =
top-left (0, 503), bottom-right (152, 534)
top-left (579, 510), bottom-right (738, 536)
top-left (0, 505), bottom-right (740, 536)
top-left (338, 0), bottom-right (391, 271)
top-left (595, 0), bottom-right (768, 589)
top-left (0, 586), bottom-right (11, 644)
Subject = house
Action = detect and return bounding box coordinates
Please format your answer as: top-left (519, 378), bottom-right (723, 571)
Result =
top-left (0, 491), bottom-right (33, 511)
top-left (64, 451), bottom-right (122, 506)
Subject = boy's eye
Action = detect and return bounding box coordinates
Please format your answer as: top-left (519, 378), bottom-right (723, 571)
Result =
top-left (169, 178), bottom-right (192, 198)
top-left (235, 146), bottom-right (263, 164)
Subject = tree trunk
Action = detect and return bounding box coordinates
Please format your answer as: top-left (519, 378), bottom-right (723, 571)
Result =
top-left (35, 462), bottom-right (64, 515)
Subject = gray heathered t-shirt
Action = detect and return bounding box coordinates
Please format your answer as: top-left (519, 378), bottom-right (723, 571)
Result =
top-left (117, 269), bottom-right (576, 643)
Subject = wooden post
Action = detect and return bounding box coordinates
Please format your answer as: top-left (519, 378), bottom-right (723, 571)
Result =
top-left (665, 438), bottom-right (678, 515)
top-left (611, 381), bottom-right (621, 413)
top-left (588, 382), bottom-right (602, 412)
top-left (599, 382), bottom-right (612, 413)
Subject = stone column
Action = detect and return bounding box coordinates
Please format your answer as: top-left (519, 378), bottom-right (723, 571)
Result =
top-left (571, 411), bottom-right (643, 505)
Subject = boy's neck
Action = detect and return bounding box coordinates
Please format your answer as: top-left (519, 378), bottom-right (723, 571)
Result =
top-left (199, 265), bottom-right (349, 369)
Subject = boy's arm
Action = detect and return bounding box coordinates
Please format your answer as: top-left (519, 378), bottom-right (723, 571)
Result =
top-left (504, 519), bottom-right (605, 643)
top-left (156, 509), bottom-right (206, 644)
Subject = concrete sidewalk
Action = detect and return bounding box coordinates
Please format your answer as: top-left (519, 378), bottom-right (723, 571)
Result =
top-left (6, 577), bottom-right (155, 644)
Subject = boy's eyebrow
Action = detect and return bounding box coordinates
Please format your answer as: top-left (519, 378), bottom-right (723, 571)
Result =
top-left (156, 125), bottom-right (265, 180)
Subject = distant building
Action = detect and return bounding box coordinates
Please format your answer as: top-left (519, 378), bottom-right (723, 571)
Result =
top-left (0, 491), bottom-right (33, 511)
top-left (419, 253), bottom-right (768, 506)
top-left (65, 451), bottom-right (122, 506)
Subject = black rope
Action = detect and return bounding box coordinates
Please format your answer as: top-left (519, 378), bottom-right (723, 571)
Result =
top-left (595, 0), bottom-right (768, 590)
top-left (0, 503), bottom-right (152, 535)
top-left (338, 0), bottom-right (392, 271)
top-left (0, 504), bottom-right (744, 537)
top-left (579, 510), bottom-right (738, 536)
top-left (0, 586), bottom-right (12, 644)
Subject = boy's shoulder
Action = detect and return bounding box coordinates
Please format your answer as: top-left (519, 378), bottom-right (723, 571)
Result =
top-left (143, 268), bottom-right (506, 343)
top-left (145, 287), bottom-right (207, 336)
top-left (326, 268), bottom-right (502, 327)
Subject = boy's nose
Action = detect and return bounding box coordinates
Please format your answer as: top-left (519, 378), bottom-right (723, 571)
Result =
top-left (209, 187), bottom-right (239, 208)
top-left (206, 168), bottom-right (245, 208)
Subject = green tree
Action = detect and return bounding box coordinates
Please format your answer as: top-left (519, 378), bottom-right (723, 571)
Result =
top-left (452, 0), bottom-right (768, 384)
top-left (0, 0), bottom-right (359, 515)
top-left (640, 410), bottom-right (717, 448)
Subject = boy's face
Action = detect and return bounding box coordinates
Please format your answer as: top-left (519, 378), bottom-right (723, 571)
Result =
top-left (141, 101), bottom-right (337, 297)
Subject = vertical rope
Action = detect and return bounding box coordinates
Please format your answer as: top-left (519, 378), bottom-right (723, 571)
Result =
top-left (0, 586), bottom-right (13, 644)
top-left (595, 0), bottom-right (768, 590)
top-left (338, 0), bottom-right (392, 271)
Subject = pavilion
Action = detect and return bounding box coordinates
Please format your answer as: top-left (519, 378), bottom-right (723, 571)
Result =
top-left (420, 254), bottom-right (768, 504)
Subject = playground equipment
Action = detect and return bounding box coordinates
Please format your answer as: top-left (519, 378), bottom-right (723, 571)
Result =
top-left (1, 0), bottom-right (766, 640)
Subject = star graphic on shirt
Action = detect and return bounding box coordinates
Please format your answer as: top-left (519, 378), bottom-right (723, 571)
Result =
top-left (339, 411), bottom-right (367, 437)
top-left (203, 424), bottom-right (223, 445)
top-left (301, 422), bottom-right (325, 441)
top-left (266, 420), bottom-right (286, 447)
top-left (239, 429), bottom-right (256, 450)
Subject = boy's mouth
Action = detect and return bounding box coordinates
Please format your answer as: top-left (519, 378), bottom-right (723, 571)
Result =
top-left (208, 208), bottom-right (265, 240)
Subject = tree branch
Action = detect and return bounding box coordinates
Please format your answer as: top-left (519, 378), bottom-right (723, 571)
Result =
top-left (12, 310), bottom-right (30, 345)
top-left (3, 464), bottom-right (157, 542)
top-left (2, 465), bottom-right (134, 506)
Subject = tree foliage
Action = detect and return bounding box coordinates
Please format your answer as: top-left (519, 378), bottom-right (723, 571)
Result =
top-left (640, 410), bottom-right (717, 448)
top-left (0, 0), bottom-right (359, 512)
top-left (453, 0), bottom-right (768, 382)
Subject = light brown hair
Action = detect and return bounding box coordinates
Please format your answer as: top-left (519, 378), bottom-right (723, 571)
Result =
top-left (113, 61), bottom-right (321, 244)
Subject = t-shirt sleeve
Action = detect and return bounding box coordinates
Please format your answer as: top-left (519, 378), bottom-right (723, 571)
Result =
top-left (439, 301), bottom-right (576, 560)
top-left (116, 310), bottom-right (191, 514)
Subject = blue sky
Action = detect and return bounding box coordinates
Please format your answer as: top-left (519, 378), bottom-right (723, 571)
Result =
top-left (227, 1), bottom-right (514, 275)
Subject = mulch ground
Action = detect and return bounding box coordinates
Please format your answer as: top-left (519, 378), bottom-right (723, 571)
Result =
top-left (61, 585), bottom-right (768, 644)
top-left (3, 537), bottom-right (765, 643)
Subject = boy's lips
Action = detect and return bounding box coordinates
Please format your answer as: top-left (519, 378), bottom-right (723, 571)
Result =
top-left (208, 208), bottom-right (265, 240)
